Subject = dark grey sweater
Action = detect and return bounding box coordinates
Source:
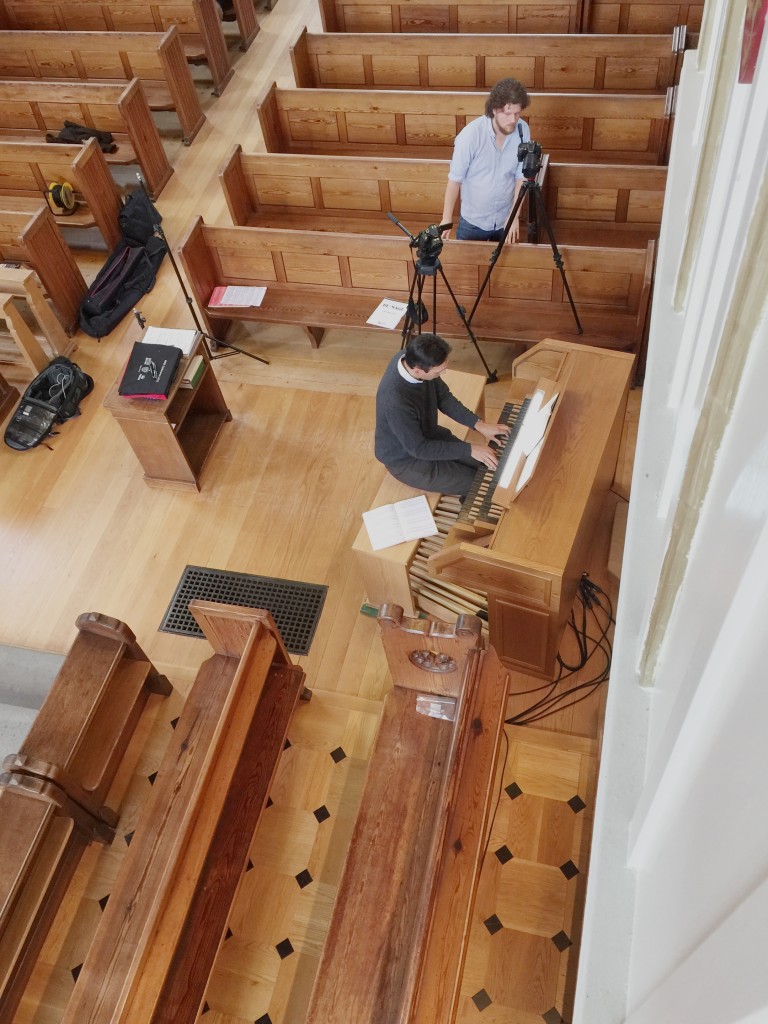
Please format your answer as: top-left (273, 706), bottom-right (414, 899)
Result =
top-left (374, 353), bottom-right (478, 471)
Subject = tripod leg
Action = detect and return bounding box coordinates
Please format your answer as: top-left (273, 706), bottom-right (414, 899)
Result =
top-left (466, 180), bottom-right (533, 327)
top-left (531, 187), bottom-right (583, 335)
top-left (401, 268), bottom-right (424, 348)
top-left (437, 266), bottom-right (497, 383)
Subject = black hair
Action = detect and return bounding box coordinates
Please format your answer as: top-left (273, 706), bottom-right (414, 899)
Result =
top-left (403, 333), bottom-right (451, 371)
top-left (485, 78), bottom-right (530, 118)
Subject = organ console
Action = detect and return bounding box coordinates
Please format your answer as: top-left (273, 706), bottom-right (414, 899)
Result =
top-left (354, 339), bottom-right (634, 679)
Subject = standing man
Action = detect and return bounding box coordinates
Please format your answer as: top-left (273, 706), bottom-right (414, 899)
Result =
top-left (375, 334), bottom-right (510, 495)
top-left (441, 78), bottom-right (531, 244)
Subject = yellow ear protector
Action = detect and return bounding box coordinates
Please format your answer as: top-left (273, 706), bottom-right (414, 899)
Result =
top-left (45, 181), bottom-right (77, 216)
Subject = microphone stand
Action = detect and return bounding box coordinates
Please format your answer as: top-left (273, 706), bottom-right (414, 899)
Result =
top-left (133, 174), bottom-right (269, 365)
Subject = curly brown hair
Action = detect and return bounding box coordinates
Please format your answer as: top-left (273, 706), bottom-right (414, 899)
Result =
top-left (484, 78), bottom-right (530, 117)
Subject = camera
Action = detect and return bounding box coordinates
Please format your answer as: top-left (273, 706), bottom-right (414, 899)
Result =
top-left (411, 223), bottom-right (449, 269)
top-left (517, 140), bottom-right (543, 180)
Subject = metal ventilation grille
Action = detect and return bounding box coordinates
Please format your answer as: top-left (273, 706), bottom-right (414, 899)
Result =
top-left (159, 565), bottom-right (327, 656)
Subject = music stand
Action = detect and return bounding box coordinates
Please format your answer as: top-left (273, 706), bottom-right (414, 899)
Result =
top-left (133, 173), bottom-right (269, 366)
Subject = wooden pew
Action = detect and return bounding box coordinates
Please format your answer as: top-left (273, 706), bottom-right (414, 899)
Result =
top-left (0, 775), bottom-right (115, 1024)
top-left (0, 266), bottom-right (75, 378)
top-left (291, 25), bottom-right (683, 92)
top-left (318, 0), bottom-right (583, 33)
top-left (3, 612), bottom-right (172, 827)
top-left (582, 0), bottom-right (702, 33)
top-left (0, 0), bottom-right (244, 95)
top-left (0, 368), bottom-right (18, 420)
top-left (535, 156), bottom-right (667, 246)
top-left (0, 79), bottom-right (173, 198)
top-left (0, 610), bottom-right (170, 1024)
top-left (60, 601), bottom-right (309, 1024)
top-left (0, 138), bottom-right (123, 250)
top-left (0, 28), bottom-right (205, 145)
top-left (307, 606), bottom-right (509, 1024)
top-left (0, 206), bottom-right (86, 332)
top-left (178, 215), bottom-right (655, 352)
top-left (256, 81), bottom-right (673, 165)
top-left (219, 147), bottom-right (666, 249)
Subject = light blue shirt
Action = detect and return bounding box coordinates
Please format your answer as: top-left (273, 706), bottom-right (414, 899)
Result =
top-left (448, 115), bottom-right (531, 231)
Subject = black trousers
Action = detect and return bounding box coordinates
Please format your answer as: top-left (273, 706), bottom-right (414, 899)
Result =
top-left (385, 429), bottom-right (482, 495)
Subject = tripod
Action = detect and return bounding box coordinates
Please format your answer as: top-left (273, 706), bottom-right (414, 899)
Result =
top-left (388, 213), bottom-right (498, 384)
top-left (133, 173), bottom-right (269, 365)
top-left (465, 174), bottom-right (583, 335)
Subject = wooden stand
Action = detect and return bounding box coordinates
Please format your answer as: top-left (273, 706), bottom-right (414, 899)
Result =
top-left (0, 266), bottom-right (73, 379)
top-left (0, 369), bottom-right (18, 423)
top-left (103, 333), bottom-right (231, 491)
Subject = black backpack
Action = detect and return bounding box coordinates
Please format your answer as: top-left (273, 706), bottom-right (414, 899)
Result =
top-left (78, 189), bottom-right (168, 340)
top-left (4, 357), bottom-right (94, 451)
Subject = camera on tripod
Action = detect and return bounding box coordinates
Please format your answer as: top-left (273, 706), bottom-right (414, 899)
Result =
top-left (518, 140), bottom-right (543, 180)
top-left (410, 222), bottom-right (451, 270)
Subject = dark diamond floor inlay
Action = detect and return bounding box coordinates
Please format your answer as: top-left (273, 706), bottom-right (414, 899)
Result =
top-left (483, 913), bottom-right (503, 935)
top-left (505, 781), bottom-right (522, 800)
top-left (275, 938), bottom-right (294, 959)
top-left (313, 805), bottom-right (331, 823)
top-left (71, 964), bottom-right (82, 983)
top-left (124, 831), bottom-right (134, 846)
top-left (147, 771), bottom-right (157, 785)
top-left (560, 859), bottom-right (580, 879)
top-left (295, 868), bottom-right (313, 888)
top-left (552, 930), bottom-right (573, 951)
top-left (330, 746), bottom-right (347, 763)
top-left (494, 844), bottom-right (513, 864)
top-left (568, 794), bottom-right (586, 813)
top-left (472, 989), bottom-right (493, 1011)
top-left (98, 894), bottom-right (110, 911)
top-left (159, 565), bottom-right (327, 656)
top-left (255, 1015), bottom-right (273, 1024)
top-left (543, 1008), bottom-right (564, 1024)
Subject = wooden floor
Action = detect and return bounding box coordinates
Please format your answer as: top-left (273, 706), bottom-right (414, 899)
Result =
top-left (0, 1), bottom-right (639, 1020)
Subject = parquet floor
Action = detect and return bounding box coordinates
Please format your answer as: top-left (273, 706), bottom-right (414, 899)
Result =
top-left (1, 0), bottom-right (638, 1018)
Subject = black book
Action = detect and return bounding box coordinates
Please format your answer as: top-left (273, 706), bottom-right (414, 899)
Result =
top-left (118, 342), bottom-right (183, 399)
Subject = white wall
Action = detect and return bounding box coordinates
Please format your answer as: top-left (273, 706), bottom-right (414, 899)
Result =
top-left (574, 0), bottom-right (768, 1019)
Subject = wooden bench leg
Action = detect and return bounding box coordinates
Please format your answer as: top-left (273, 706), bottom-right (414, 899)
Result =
top-left (302, 325), bottom-right (324, 348)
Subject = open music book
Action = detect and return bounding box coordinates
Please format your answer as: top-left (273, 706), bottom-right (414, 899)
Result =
top-left (362, 495), bottom-right (438, 551)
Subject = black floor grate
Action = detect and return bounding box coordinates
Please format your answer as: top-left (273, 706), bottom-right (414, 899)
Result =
top-left (159, 565), bottom-right (327, 656)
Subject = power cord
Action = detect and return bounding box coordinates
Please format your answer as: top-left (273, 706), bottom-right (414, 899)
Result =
top-left (505, 573), bottom-right (614, 726)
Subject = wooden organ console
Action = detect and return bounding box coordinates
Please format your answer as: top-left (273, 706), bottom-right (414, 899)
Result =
top-left (306, 605), bottom-right (509, 1024)
top-left (353, 339), bottom-right (634, 679)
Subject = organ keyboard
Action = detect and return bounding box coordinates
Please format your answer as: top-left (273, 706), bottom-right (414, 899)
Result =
top-left (457, 398), bottom-right (528, 526)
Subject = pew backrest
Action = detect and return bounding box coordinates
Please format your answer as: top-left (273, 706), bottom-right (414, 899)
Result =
top-left (179, 215), bottom-right (655, 353)
top-left (257, 82), bottom-right (672, 164)
top-left (0, 27), bottom-right (205, 145)
top-left (0, 78), bottom-right (173, 197)
top-left (0, 0), bottom-right (236, 95)
top-left (291, 26), bottom-right (683, 92)
top-left (0, 206), bottom-right (86, 331)
top-left (582, 0), bottom-right (702, 33)
top-left (0, 137), bottom-right (123, 249)
top-left (318, 0), bottom-right (582, 33)
top-left (220, 147), bottom-right (667, 249)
